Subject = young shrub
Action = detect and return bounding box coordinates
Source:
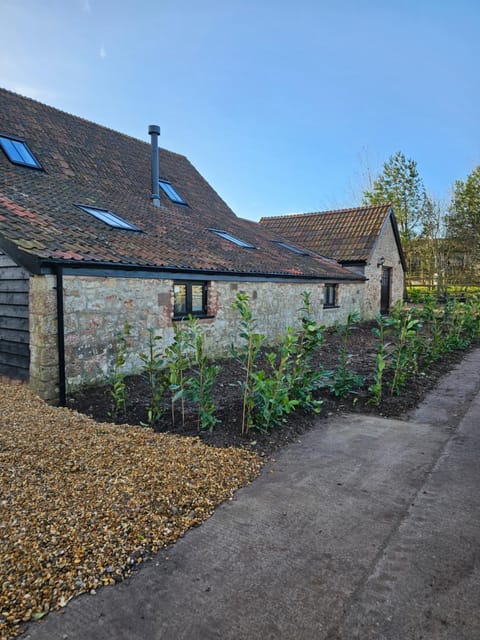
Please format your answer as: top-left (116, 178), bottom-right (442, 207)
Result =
top-left (288, 291), bottom-right (329, 412)
top-left (110, 322), bottom-right (131, 419)
top-left (466, 296), bottom-right (480, 340)
top-left (331, 311), bottom-right (364, 397)
top-left (252, 327), bottom-right (299, 430)
top-left (183, 317), bottom-right (220, 433)
top-left (389, 304), bottom-right (422, 395)
top-left (368, 314), bottom-right (392, 405)
top-left (420, 295), bottom-right (446, 365)
top-left (165, 323), bottom-right (191, 427)
top-left (231, 292), bottom-right (266, 435)
top-left (441, 299), bottom-right (467, 351)
top-left (139, 328), bottom-right (166, 427)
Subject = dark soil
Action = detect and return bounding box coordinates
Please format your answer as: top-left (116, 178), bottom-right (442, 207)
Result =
top-left (68, 322), bottom-right (473, 458)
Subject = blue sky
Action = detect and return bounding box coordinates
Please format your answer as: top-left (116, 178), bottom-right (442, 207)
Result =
top-left (1, 0), bottom-right (479, 220)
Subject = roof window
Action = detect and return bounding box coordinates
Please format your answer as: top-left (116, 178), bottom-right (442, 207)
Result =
top-left (76, 204), bottom-right (140, 230)
top-left (0, 134), bottom-right (42, 169)
top-left (209, 229), bottom-right (256, 248)
top-left (273, 241), bottom-right (309, 255)
top-left (159, 180), bottom-right (186, 204)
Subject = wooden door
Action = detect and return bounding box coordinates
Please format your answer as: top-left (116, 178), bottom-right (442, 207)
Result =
top-left (380, 267), bottom-right (391, 315)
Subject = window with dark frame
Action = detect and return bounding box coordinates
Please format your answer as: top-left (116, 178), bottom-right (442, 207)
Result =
top-left (273, 240), bottom-right (309, 255)
top-left (208, 229), bottom-right (256, 249)
top-left (159, 180), bottom-right (187, 205)
top-left (75, 204), bottom-right (140, 230)
top-left (173, 281), bottom-right (208, 319)
top-left (324, 283), bottom-right (338, 308)
top-left (0, 134), bottom-right (42, 169)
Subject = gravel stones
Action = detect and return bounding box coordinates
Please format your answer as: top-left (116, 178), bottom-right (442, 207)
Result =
top-left (0, 384), bottom-right (261, 639)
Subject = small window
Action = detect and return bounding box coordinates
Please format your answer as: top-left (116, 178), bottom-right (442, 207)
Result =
top-left (273, 241), bottom-right (308, 255)
top-left (0, 134), bottom-right (41, 169)
top-left (76, 204), bottom-right (140, 230)
top-left (209, 229), bottom-right (256, 249)
top-left (173, 281), bottom-right (208, 319)
top-left (324, 283), bottom-right (338, 308)
top-left (159, 180), bottom-right (187, 204)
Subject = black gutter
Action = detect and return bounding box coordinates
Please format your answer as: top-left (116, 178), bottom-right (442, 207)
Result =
top-left (55, 264), bottom-right (66, 406)
top-left (37, 259), bottom-right (365, 282)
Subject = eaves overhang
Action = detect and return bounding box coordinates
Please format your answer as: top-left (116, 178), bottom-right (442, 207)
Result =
top-left (0, 235), bottom-right (365, 283)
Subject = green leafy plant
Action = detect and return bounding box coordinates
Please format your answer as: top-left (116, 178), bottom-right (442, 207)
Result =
top-left (252, 327), bottom-right (300, 430)
top-left (139, 328), bottom-right (166, 426)
top-left (183, 317), bottom-right (220, 432)
top-left (288, 291), bottom-right (328, 412)
top-left (331, 312), bottom-right (364, 397)
top-left (443, 298), bottom-right (480, 350)
top-left (389, 304), bottom-right (422, 395)
top-left (231, 292), bottom-right (266, 434)
top-left (420, 295), bottom-right (446, 365)
top-left (165, 323), bottom-right (191, 427)
top-left (110, 322), bottom-right (131, 419)
top-left (368, 314), bottom-right (392, 405)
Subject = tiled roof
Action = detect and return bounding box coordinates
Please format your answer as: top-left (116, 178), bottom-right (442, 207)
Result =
top-left (0, 88), bottom-right (360, 281)
top-left (260, 205), bottom-right (398, 263)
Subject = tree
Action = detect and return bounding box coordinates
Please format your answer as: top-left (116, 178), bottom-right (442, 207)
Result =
top-left (362, 151), bottom-right (427, 242)
top-left (446, 166), bottom-right (480, 285)
top-left (410, 196), bottom-right (449, 292)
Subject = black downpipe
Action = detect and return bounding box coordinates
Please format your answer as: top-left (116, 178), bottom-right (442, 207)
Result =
top-left (55, 266), bottom-right (66, 406)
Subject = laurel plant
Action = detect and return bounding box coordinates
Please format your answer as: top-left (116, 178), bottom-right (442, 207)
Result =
top-left (165, 323), bottom-right (191, 427)
top-left (110, 322), bottom-right (131, 419)
top-left (368, 314), bottom-right (392, 405)
top-left (231, 292), bottom-right (266, 434)
top-left (139, 328), bottom-right (166, 426)
top-left (331, 312), bottom-right (364, 397)
top-left (288, 291), bottom-right (328, 412)
top-left (183, 317), bottom-right (220, 432)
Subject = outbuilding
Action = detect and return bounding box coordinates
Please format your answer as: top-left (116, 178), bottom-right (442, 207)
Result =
top-left (260, 205), bottom-right (406, 317)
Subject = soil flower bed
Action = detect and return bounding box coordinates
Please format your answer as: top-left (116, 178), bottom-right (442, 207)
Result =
top-left (70, 321), bottom-right (475, 458)
top-left (0, 385), bottom-right (261, 640)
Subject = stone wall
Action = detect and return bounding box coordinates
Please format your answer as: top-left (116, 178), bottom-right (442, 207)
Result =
top-left (364, 220), bottom-right (405, 318)
top-left (28, 275), bottom-right (363, 399)
top-left (203, 280), bottom-right (365, 355)
top-left (29, 275), bottom-right (59, 403)
top-left (62, 276), bottom-right (174, 391)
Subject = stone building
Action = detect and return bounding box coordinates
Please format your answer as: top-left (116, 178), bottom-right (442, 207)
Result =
top-left (0, 88), bottom-right (368, 404)
top-left (260, 205), bottom-right (406, 319)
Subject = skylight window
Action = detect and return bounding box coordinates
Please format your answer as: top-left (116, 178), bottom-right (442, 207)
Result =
top-left (76, 204), bottom-right (140, 231)
top-left (209, 229), bottom-right (256, 249)
top-left (0, 134), bottom-right (41, 169)
top-left (159, 180), bottom-right (186, 204)
top-left (273, 241), bottom-right (308, 255)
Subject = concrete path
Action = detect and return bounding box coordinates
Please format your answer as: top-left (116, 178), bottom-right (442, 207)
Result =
top-left (26, 350), bottom-right (480, 640)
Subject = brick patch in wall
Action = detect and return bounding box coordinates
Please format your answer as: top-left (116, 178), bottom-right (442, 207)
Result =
top-left (0, 376), bottom-right (26, 386)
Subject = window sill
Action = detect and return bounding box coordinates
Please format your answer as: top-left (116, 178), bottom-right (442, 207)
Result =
top-left (173, 315), bottom-right (215, 322)
top-left (323, 305), bottom-right (340, 309)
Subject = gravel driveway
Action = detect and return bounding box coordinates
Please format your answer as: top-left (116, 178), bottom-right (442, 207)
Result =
top-left (0, 385), bottom-right (260, 640)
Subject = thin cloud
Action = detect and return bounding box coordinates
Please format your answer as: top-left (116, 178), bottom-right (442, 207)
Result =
top-left (99, 45), bottom-right (107, 59)
top-left (83, 0), bottom-right (91, 13)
